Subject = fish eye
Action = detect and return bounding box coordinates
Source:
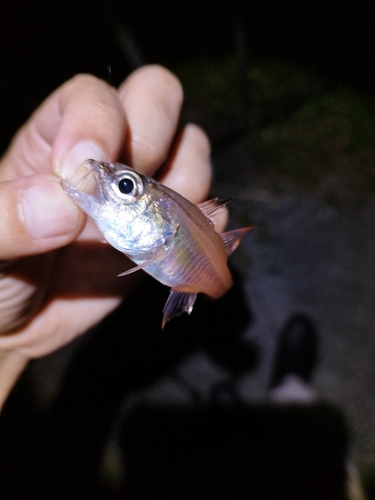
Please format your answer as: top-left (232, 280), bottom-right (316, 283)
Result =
top-left (112, 171), bottom-right (144, 200)
top-left (118, 177), bottom-right (134, 195)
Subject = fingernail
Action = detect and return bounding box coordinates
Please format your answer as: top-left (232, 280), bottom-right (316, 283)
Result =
top-left (21, 180), bottom-right (79, 240)
top-left (56, 141), bottom-right (106, 181)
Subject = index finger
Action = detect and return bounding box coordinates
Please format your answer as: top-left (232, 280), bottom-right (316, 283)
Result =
top-left (0, 74), bottom-right (127, 182)
top-left (118, 65), bottom-right (183, 174)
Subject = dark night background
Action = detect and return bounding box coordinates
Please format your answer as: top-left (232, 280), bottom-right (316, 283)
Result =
top-left (1, 1), bottom-right (375, 499)
top-left (1, 0), bottom-right (375, 147)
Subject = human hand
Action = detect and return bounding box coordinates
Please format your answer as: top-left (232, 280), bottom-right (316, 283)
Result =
top-left (0, 65), bottom-right (215, 406)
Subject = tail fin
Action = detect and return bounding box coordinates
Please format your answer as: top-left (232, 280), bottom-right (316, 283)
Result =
top-left (220, 226), bottom-right (254, 256)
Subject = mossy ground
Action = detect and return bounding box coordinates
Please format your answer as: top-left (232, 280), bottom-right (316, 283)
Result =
top-left (174, 55), bottom-right (375, 206)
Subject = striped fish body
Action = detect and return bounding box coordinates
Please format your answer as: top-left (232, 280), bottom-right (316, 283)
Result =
top-left (62, 160), bottom-right (251, 326)
top-left (133, 182), bottom-right (232, 299)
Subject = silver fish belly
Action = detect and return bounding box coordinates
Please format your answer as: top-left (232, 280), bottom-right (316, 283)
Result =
top-left (62, 159), bottom-right (252, 327)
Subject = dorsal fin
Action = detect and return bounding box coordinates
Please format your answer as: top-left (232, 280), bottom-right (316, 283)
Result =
top-left (220, 226), bottom-right (254, 256)
top-left (197, 198), bottom-right (232, 225)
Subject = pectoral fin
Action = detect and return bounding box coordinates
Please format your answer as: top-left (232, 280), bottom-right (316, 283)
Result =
top-left (118, 248), bottom-right (167, 277)
top-left (220, 226), bottom-right (254, 256)
top-left (162, 289), bottom-right (197, 328)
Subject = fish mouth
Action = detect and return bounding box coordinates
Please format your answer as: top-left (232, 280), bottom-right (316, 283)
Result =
top-left (66, 159), bottom-right (103, 197)
top-left (63, 159), bottom-right (145, 208)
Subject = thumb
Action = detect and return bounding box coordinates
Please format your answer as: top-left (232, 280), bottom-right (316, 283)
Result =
top-left (0, 174), bottom-right (85, 260)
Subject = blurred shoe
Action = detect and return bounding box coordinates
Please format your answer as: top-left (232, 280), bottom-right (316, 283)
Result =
top-left (269, 313), bottom-right (318, 390)
top-left (268, 373), bottom-right (318, 403)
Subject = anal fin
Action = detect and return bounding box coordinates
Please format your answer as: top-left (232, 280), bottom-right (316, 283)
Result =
top-left (162, 289), bottom-right (197, 328)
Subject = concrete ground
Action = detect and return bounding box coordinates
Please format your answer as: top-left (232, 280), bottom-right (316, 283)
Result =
top-left (2, 138), bottom-right (372, 498)
top-left (217, 142), bottom-right (375, 465)
top-left (134, 140), bottom-right (375, 470)
top-left (3, 115), bottom-right (374, 500)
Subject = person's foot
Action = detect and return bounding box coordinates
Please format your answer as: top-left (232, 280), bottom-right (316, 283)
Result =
top-left (269, 313), bottom-right (318, 390)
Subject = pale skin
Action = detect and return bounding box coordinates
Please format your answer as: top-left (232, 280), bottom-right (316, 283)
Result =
top-left (0, 65), bottom-right (227, 408)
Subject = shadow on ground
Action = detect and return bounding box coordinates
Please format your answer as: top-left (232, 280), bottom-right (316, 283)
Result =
top-left (0, 273), bottom-right (350, 499)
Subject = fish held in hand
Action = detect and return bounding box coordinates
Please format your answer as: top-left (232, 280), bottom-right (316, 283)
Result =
top-left (62, 160), bottom-right (252, 327)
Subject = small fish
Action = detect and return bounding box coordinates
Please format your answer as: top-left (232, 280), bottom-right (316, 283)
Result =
top-left (62, 160), bottom-right (252, 327)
